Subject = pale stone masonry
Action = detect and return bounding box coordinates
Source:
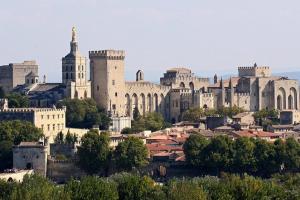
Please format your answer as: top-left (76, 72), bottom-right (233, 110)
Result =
top-left (0, 61), bottom-right (38, 92)
top-left (0, 100), bottom-right (66, 142)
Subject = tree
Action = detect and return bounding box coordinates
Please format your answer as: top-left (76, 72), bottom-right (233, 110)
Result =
top-left (65, 130), bottom-right (78, 145)
top-left (121, 127), bottom-right (133, 134)
top-left (253, 139), bottom-right (278, 176)
top-left (114, 137), bottom-right (148, 171)
top-left (64, 176), bottom-right (118, 200)
top-left (10, 174), bottom-right (67, 200)
top-left (0, 87), bottom-right (5, 98)
top-left (166, 179), bottom-right (207, 200)
top-left (111, 173), bottom-right (165, 200)
top-left (77, 129), bottom-right (111, 174)
top-left (201, 136), bottom-right (234, 174)
top-left (0, 120), bottom-right (43, 171)
top-left (57, 98), bottom-right (111, 129)
top-left (54, 131), bottom-right (64, 144)
top-left (131, 112), bottom-right (167, 133)
top-left (6, 93), bottom-right (29, 108)
top-left (182, 108), bottom-right (205, 122)
top-left (133, 107), bottom-right (141, 121)
top-left (232, 137), bottom-right (256, 174)
top-left (183, 134), bottom-right (209, 167)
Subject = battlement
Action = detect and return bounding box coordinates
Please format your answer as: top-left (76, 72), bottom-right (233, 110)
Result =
top-left (238, 64), bottom-right (271, 77)
top-left (89, 50), bottom-right (125, 60)
top-left (0, 107), bottom-right (66, 113)
top-left (234, 92), bottom-right (250, 96)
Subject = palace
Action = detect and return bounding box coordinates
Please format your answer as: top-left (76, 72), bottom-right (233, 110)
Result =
top-left (0, 28), bottom-right (299, 124)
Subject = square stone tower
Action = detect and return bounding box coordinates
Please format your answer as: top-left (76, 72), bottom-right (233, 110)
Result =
top-left (89, 50), bottom-right (126, 117)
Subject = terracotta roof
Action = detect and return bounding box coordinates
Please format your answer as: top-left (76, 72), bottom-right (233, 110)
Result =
top-left (233, 130), bottom-right (282, 138)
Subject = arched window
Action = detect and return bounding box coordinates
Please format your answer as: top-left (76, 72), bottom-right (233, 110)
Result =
top-left (179, 82), bottom-right (185, 88)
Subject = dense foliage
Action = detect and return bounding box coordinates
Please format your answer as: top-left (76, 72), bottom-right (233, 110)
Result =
top-left (184, 135), bottom-right (300, 177)
top-left (1, 173), bottom-right (300, 200)
top-left (77, 129), bottom-right (111, 175)
top-left (253, 108), bottom-right (280, 128)
top-left (182, 106), bottom-right (245, 122)
top-left (114, 137), bottom-right (148, 171)
top-left (130, 111), bottom-right (171, 133)
top-left (54, 131), bottom-right (78, 145)
top-left (57, 98), bottom-right (111, 130)
top-left (0, 87), bottom-right (5, 98)
top-left (6, 93), bottom-right (29, 108)
top-left (0, 120), bottom-right (43, 171)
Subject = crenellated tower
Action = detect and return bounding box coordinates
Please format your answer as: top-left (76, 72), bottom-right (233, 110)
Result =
top-left (89, 50), bottom-right (126, 117)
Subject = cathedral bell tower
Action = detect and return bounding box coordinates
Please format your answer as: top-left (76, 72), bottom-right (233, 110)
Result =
top-left (62, 27), bottom-right (91, 99)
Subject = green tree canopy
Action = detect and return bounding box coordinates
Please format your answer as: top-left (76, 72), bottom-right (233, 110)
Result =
top-left (114, 137), bottom-right (148, 171)
top-left (131, 112), bottom-right (167, 133)
top-left (77, 129), bottom-right (111, 175)
top-left (6, 93), bottom-right (29, 108)
top-left (57, 98), bottom-right (111, 130)
top-left (64, 176), bottom-right (118, 200)
top-left (0, 120), bottom-right (43, 171)
top-left (0, 87), bottom-right (5, 98)
top-left (183, 134), bottom-right (209, 167)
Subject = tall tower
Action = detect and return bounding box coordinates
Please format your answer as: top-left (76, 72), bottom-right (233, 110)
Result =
top-left (89, 50), bottom-right (126, 117)
top-left (229, 77), bottom-right (234, 107)
top-left (62, 27), bottom-right (91, 99)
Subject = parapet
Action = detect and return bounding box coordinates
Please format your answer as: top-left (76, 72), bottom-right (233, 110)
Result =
top-left (89, 50), bottom-right (125, 60)
top-left (238, 64), bottom-right (271, 77)
top-left (234, 92), bottom-right (250, 96)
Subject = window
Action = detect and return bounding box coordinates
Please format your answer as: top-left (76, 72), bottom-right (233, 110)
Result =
top-left (58, 124), bottom-right (60, 130)
top-left (53, 124), bottom-right (55, 131)
top-left (71, 73), bottom-right (73, 79)
top-left (82, 66), bottom-right (84, 71)
top-left (82, 73), bottom-right (84, 78)
top-left (115, 66), bottom-right (117, 70)
top-left (47, 115), bottom-right (49, 119)
top-left (78, 73), bottom-right (80, 78)
top-left (47, 124), bottom-right (50, 131)
top-left (115, 92), bottom-right (117, 97)
top-left (53, 115), bottom-right (55, 119)
top-left (41, 115), bottom-right (44, 119)
top-left (78, 65), bottom-right (80, 71)
top-left (97, 85), bottom-right (99, 91)
top-left (112, 80), bottom-right (115, 85)
top-left (41, 124), bottom-right (44, 130)
top-left (62, 114), bottom-right (64, 118)
top-left (57, 114), bottom-right (59, 119)
top-left (70, 66), bottom-right (73, 71)
top-left (66, 73), bottom-right (69, 79)
top-left (112, 104), bottom-right (116, 110)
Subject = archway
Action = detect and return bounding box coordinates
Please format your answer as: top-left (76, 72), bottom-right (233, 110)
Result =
top-left (147, 93), bottom-right (152, 112)
top-left (291, 87), bottom-right (297, 109)
top-left (179, 82), bottom-right (185, 88)
top-left (140, 93), bottom-right (145, 115)
top-left (288, 95), bottom-right (293, 109)
top-left (278, 87), bottom-right (286, 109)
top-left (277, 95), bottom-right (282, 110)
top-left (154, 93), bottom-right (158, 112)
top-left (125, 94), bottom-right (130, 116)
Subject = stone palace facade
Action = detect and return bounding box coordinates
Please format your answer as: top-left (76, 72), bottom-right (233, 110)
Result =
top-left (1, 28), bottom-right (299, 123)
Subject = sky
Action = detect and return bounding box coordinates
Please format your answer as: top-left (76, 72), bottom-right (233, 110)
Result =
top-left (1, 0), bottom-right (300, 82)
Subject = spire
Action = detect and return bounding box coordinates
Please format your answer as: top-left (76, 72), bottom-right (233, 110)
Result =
top-left (214, 74), bottom-right (218, 84)
top-left (70, 27), bottom-right (78, 53)
top-left (220, 77), bottom-right (224, 88)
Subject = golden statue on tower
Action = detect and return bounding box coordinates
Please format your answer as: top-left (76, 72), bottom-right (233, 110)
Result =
top-left (72, 27), bottom-right (76, 41)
